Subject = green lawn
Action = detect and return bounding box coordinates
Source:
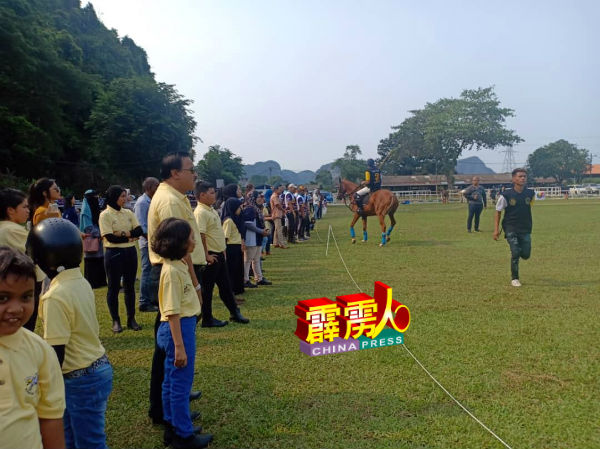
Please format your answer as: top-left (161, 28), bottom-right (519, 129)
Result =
top-left (97, 200), bottom-right (599, 449)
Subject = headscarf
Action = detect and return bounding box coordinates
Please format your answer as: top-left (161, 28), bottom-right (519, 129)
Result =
top-left (251, 190), bottom-right (265, 229)
top-left (221, 197), bottom-right (245, 235)
top-left (80, 189), bottom-right (100, 231)
top-left (105, 185), bottom-right (125, 211)
top-left (222, 183), bottom-right (240, 201)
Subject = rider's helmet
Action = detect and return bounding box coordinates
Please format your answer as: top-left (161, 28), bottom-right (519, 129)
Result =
top-left (367, 158), bottom-right (375, 168)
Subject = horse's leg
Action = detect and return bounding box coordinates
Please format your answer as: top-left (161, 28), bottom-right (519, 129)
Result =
top-left (387, 212), bottom-right (396, 242)
top-left (350, 213), bottom-right (359, 243)
top-left (362, 217), bottom-right (368, 242)
top-left (378, 213), bottom-right (387, 246)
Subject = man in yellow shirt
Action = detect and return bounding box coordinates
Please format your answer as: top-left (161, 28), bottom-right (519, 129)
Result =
top-left (0, 247), bottom-right (65, 449)
top-left (194, 182), bottom-right (249, 328)
top-left (147, 152), bottom-right (204, 425)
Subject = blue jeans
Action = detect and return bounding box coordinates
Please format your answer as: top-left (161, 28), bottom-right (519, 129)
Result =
top-left (467, 203), bottom-right (483, 231)
top-left (505, 232), bottom-right (531, 280)
top-left (64, 362), bottom-right (113, 449)
top-left (139, 245), bottom-right (153, 307)
top-left (157, 317), bottom-right (196, 438)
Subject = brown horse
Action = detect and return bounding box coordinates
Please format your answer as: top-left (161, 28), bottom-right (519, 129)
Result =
top-left (336, 178), bottom-right (399, 246)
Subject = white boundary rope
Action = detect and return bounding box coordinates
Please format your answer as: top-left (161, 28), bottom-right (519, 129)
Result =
top-left (324, 224), bottom-right (513, 449)
top-left (327, 225), bottom-right (363, 292)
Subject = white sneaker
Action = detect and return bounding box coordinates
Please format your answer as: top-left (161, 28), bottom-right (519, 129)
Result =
top-left (511, 279), bottom-right (521, 287)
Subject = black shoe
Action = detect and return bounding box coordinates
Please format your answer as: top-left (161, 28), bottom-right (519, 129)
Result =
top-left (112, 319), bottom-right (123, 333)
top-left (139, 303), bottom-right (159, 312)
top-left (230, 308), bottom-right (250, 324)
top-left (163, 423), bottom-right (205, 447)
top-left (171, 432), bottom-right (213, 449)
top-left (189, 391), bottom-right (202, 401)
top-left (127, 318), bottom-right (142, 331)
top-left (190, 411), bottom-right (201, 421)
top-left (257, 278), bottom-right (272, 286)
top-left (201, 318), bottom-right (228, 328)
top-left (244, 281), bottom-right (258, 288)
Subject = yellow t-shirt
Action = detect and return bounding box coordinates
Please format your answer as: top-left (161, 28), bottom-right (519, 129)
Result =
top-left (98, 205), bottom-right (139, 248)
top-left (147, 183), bottom-right (206, 265)
top-left (262, 206), bottom-right (272, 230)
top-left (40, 268), bottom-right (105, 374)
top-left (222, 218), bottom-right (242, 245)
top-left (0, 221), bottom-right (46, 281)
top-left (159, 259), bottom-right (201, 321)
top-left (194, 203), bottom-right (226, 253)
top-left (0, 328), bottom-right (65, 449)
top-left (32, 205), bottom-right (60, 226)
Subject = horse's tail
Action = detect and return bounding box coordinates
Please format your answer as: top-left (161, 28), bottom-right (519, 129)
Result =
top-left (385, 193), bottom-right (397, 216)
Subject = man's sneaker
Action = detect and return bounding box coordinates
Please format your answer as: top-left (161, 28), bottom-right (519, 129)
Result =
top-left (139, 304), bottom-right (158, 312)
top-left (511, 279), bottom-right (521, 287)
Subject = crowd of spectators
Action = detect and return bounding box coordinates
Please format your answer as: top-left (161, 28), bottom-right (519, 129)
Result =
top-left (0, 152), bottom-right (330, 449)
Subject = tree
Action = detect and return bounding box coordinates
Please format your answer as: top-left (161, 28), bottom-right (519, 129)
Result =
top-left (378, 87), bottom-right (523, 183)
top-left (87, 77), bottom-right (197, 185)
top-left (527, 140), bottom-right (590, 184)
top-left (315, 169), bottom-right (333, 190)
top-left (196, 145), bottom-right (244, 186)
top-left (332, 145), bottom-right (366, 183)
top-left (249, 174), bottom-right (268, 186)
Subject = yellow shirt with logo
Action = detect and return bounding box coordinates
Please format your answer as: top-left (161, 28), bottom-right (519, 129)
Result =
top-left (194, 203), bottom-right (226, 253)
top-left (40, 268), bottom-right (105, 374)
top-left (98, 205), bottom-right (139, 249)
top-left (147, 183), bottom-right (206, 265)
top-left (159, 259), bottom-right (201, 321)
top-left (222, 218), bottom-right (242, 245)
top-left (0, 221), bottom-right (46, 281)
top-left (0, 328), bottom-right (65, 449)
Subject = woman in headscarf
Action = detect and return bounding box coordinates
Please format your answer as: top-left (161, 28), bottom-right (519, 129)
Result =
top-left (80, 189), bottom-right (107, 289)
top-left (222, 197), bottom-right (245, 302)
top-left (98, 185), bottom-right (144, 333)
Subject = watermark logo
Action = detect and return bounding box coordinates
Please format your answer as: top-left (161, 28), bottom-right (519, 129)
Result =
top-left (295, 281), bottom-right (410, 356)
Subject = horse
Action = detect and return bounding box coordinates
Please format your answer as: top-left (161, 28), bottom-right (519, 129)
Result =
top-left (336, 178), bottom-right (399, 246)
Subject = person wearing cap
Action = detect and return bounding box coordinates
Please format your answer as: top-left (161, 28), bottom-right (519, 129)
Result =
top-left (355, 159), bottom-right (381, 215)
top-left (269, 184), bottom-right (287, 248)
top-left (284, 184), bottom-right (297, 244)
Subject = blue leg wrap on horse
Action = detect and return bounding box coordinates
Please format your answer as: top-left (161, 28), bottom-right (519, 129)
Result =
top-left (387, 225), bottom-right (394, 236)
top-left (381, 233), bottom-right (386, 245)
top-left (363, 231), bottom-right (368, 241)
top-left (350, 228), bottom-right (356, 238)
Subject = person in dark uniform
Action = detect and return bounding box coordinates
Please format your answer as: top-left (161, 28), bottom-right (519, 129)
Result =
top-left (355, 158), bottom-right (381, 214)
top-left (463, 176), bottom-right (487, 232)
top-left (493, 168), bottom-right (535, 287)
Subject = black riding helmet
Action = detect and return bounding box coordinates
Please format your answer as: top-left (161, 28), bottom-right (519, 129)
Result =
top-left (27, 218), bottom-right (83, 279)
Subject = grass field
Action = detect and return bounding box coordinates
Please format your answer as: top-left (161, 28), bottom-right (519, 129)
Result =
top-left (96, 200), bottom-right (599, 449)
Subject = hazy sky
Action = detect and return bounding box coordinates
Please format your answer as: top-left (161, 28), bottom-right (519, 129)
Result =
top-left (86, 0), bottom-right (600, 172)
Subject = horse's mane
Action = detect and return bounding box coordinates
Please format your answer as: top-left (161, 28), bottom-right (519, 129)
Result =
top-left (340, 179), bottom-right (359, 191)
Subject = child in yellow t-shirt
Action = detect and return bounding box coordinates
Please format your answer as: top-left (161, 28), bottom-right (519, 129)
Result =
top-left (0, 247), bottom-right (65, 449)
top-left (29, 218), bottom-right (112, 449)
top-left (151, 217), bottom-right (213, 448)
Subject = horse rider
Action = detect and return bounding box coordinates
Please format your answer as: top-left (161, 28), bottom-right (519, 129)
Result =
top-left (355, 158), bottom-right (382, 214)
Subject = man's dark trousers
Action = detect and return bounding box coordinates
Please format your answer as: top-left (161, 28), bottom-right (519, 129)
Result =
top-left (200, 252), bottom-right (237, 323)
top-left (467, 203), bottom-right (483, 231)
top-left (286, 212), bottom-right (296, 243)
top-left (505, 232), bottom-right (531, 280)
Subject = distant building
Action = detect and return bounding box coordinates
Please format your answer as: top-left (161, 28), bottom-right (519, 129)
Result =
top-left (381, 174), bottom-right (555, 191)
top-left (584, 164), bottom-right (600, 178)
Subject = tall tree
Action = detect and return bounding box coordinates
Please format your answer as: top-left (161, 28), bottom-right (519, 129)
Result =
top-left (527, 140), bottom-right (590, 184)
top-left (378, 87), bottom-right (523, 182)
top-left (315, 169), bottom-right (334, 190)
top-left (86, 77), bottom-right (197, 185)
top-left (196, 145), bottom-right (244, 186)
top-left (332, 145), bottom-right (366, 183)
